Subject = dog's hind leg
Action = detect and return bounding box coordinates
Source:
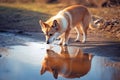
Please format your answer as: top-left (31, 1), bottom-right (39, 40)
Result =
top-left (81, 15), bottom-right (90, 43)
top-left (80, 22), bottom-right (89, 43)
top-left (74, 25), bottom-right (81, 42)
top-left (80, 24), bottom-right (86, 43)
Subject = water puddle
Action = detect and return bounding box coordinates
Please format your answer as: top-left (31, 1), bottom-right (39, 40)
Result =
top-left (0, 42), bottom-right (120, 80)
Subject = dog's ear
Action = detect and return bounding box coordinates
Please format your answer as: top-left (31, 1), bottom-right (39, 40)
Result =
top-left (52, 20), bottom-right (59, 30)
top-left (40, 66), bottom-right (47, 75)
top-left (47, 49), bottom-right (57, 56)
top-left (52, 68), bottom-right (58, 79)
top-left (39, 20), bottom-right (46, 30)
top-left (53, 20), bottom-right (58, 26)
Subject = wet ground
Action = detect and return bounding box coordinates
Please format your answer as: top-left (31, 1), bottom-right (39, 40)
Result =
top-left (0, 32), bottom-right (120, 80)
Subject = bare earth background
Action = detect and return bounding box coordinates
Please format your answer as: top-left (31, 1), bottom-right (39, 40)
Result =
top-left (0, 2), bottom-right (120, 40)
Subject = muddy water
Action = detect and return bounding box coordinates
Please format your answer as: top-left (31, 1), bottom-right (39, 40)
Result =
top-left (0, 33), bottom-right (120, 80)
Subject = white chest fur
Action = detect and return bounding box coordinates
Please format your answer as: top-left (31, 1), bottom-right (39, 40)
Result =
top-left (53, 11), bottom-right (68, 33)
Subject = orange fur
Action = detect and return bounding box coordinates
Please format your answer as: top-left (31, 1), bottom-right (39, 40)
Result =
top-left (41, 46), bottom-right (94, 79)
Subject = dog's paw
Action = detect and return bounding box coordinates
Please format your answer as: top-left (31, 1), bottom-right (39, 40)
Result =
top-left (63, 43), bottom-right (68, 46)
top-left (81, 40), bottom-right (86, 43)
top-left (56, 38), bottom-right (61, 41)
top-left (74, 39), bottom-right (80, 42)
top-left (63, 42), bottom-right (68, 46)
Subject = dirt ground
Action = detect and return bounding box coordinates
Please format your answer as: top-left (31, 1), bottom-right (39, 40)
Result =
top-left (0, 3), bottom-right (120, 40)
top-left (0, 3), bottom-right (120, 52)
top-left (0, 6), bottom-right (49, 32)
top-left (0, 3), bottom-right (120, 44)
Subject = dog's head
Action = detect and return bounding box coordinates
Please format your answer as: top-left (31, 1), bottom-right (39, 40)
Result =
top-left (39, 20), bottom-right (60, 44)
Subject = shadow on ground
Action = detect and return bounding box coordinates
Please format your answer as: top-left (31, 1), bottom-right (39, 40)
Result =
top-left (0, 32), bottom-right (45, 47)
top-left (0, 6), bottom-right (51, 32)
top-left (69, 40), bottom-right (120, 57)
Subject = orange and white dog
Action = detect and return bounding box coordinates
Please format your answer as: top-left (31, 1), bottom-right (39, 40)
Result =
top-left (39, 5), bottom-right (98, 45)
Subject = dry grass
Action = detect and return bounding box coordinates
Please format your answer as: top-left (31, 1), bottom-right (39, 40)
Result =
top-left (89, 7), bottom-right (120, 19)
top-left (0, 3), bottom-right (119, 18)
top-left (0, 3), bottom-right (67, 16)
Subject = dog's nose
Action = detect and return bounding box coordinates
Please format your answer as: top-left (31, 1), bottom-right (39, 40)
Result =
top-left (46, 41), bottom-right (49, 44)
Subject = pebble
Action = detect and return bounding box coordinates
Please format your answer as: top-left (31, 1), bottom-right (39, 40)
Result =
top-left (96, 17), bottom-right (120, 39)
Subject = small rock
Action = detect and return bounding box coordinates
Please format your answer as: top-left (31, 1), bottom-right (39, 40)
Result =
top-left (103, 21), bottom-right (110, 29)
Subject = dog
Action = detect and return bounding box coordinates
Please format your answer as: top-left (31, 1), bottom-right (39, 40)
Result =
top-left (39, 5), bottom-right (98, 45)
top-left (40, 46), bottom-right (94, 79)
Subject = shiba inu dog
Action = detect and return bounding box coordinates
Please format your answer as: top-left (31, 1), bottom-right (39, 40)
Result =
top-left (39, 5), bottom-right (98, 45)
top-left (40, 46), bottom-right (94, 79)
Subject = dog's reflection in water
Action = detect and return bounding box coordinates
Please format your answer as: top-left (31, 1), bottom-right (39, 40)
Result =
top-left (40, 46), bottom-right (94, 79)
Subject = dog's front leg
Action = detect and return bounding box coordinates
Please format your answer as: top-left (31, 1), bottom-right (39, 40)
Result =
top-left (63, 30), bottom-right (70, 46)
top-left (58, 37), bottom-right (64, 45)
top-left (56, 33), bottom-right (64, 45)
